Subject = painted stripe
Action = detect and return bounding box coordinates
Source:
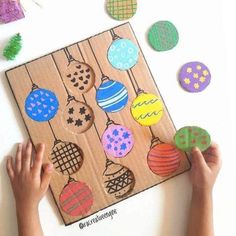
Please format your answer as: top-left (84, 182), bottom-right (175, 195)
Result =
top-left (98, 87), bottom-right (126, 102)
top-left (148, 153), bottom-right (180, 159)
top-left (132, 99), bottom-right (159, 109)
top-left (98, 90), bottom-right (128, 107)
top-left (99, 81), bottom-right (116, 90)
top-left (136, 110), bottom-right (163, 120)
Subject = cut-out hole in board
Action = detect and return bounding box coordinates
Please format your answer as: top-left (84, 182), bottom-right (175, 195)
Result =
top-left (50, 140), bottom-right (84, 175)
top-left (59, 177), bottom-right (93, 217)
top-left (25, 87), bottom-right (59, 122)
top-left (103, 159), bottom-right (135, 199)
top-left (62, 96), bottom-right (94, 134)
top-left (63, 61), bottom-right (95, 94)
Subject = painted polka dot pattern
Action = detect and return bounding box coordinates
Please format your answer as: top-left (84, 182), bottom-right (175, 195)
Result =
top-left (108, 38), bottom-right (139, 70)
top-left (175, 126), bottom-right (211, 152)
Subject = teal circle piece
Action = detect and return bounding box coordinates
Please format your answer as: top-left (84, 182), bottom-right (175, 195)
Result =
top-left (148, 21), bottom-right (179, 52)
top-left (108, 38), bottom-right (139, 71)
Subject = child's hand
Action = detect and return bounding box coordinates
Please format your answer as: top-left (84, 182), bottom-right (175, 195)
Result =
top-left (190, 143), bottom-right (222, 194)
top-left (6, 141), bottom-right (53, 212)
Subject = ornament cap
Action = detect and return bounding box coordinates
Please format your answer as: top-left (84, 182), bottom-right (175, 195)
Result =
top-left (137, 88), bottom-right (144, 95)
top-left (106, 118), bottom-right (114, 126)
top-left (31, 83), bottom-right (39, 91)
top-left (101, 75), bottom-right (110, 82)
top-left (68, 176), bottom-right (76, 183)
top-left (105, 158), bottom-right (114, 168)
top-left (67, 95), bottom-right (75, 103)
top-left (151, 137), bottom-right (163, 148)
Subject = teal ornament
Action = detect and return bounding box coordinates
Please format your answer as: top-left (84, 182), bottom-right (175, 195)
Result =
top-left (96, 77), bottom-right (128, 113)
top-left (107, 38), bottom-right (139, 71)
top-left (25, 87), bottom-right (59, 122)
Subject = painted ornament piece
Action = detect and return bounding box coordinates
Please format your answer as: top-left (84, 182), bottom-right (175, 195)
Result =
top-left (102, 124), bottom-right (134, 158)
top-left (25, 88), bottom-right (59, 122)
top-left (103, 159), bottom-right (135, 199)
top-left (62, 98), bottom-right (94, 134)
top-left (108, 38), bottom-right (139, 70)
top-left (59, 179), bottom-right (93, 217)
top-left (106, 0), bottom-right (137, 21)
top-left (147, 143), bottom-right (181, 177)
top-left (131, 93), bottom-right (163, 126)
top-left (179, 62), bottom-right (211, 93)
top-left (96, 79), bottom-right (128, 113)
top-left (0, 0), bottom-right (24, 24)
top-left (50, 140), bottom-right (84, 175)
top-left (148, 21), bottom-right (179, 52)
top-left (64, 61), bottom-right (95, 94)
top-left (175, 126), bottom-right (211, 152)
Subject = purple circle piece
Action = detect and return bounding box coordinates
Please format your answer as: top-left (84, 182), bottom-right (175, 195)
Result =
top-left (179, 62), bottom-right (211, 93)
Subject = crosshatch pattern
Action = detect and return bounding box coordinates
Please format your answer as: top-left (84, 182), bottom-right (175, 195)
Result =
top-left (6, 23), bottom-right (191, 225)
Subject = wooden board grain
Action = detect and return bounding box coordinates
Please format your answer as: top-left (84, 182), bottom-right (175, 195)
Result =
top-left (6, 23), bottom-right (191, 225)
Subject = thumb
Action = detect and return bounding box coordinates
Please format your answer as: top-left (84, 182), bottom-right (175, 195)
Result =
top-left (41, 163), bottom-right (53, 192)
top-left (191, 147), bottom-right (207, 170)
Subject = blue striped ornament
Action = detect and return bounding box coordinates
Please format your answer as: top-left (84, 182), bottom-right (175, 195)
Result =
top-left (25, 88), bottom-right (59, 122)
top-left (96, 80), bottom-right (129, 113)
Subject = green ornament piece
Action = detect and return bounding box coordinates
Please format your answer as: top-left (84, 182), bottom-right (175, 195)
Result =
top-left (148, 21), bottom-right (179, 52)
top-left (174, 126), bottom-right (211, 152)
top-left (3, 33), bottom-right (22, 60)
top-left (106, 0), bottom-right (137, 21)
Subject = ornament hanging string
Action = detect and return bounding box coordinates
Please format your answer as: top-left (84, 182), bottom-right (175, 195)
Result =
top-left (109, 30), bottom-right (142, 94)
top-left (51, 53), bottom-right (74, 102)
top-left (25, 64), bottom-right (38, 90)
top-left (87, 39), bottom-right (113, 124)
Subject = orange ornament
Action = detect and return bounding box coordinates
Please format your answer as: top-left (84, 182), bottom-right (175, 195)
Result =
top-left (147, 138), bottom-right (181, 177)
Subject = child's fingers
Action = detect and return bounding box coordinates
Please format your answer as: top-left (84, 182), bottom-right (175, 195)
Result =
top-left (15, 143), bottom-right (23, 173)
top-left (6, 156), bottom-right (15, 181)
top-left (191, 147), bottom-right (208, 170)
top-left (22, 140), bottom-right (32, 171)
top-left (32, 143), bottom-right (45, 176)
top-left (41, 163), bottom-right (53, 191)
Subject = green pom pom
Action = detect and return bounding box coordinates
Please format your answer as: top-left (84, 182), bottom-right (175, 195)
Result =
top-left (3, 33), bottom-right (22, 60)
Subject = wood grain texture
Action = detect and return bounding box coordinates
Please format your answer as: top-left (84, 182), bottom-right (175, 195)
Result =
top-left (6, 23), bottom-right (191, 225)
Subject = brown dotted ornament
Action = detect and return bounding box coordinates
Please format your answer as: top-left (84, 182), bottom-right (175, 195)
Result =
top-left (63, 61), bottom-right (95, 94)
top-left (103, 159), bottom-right (135, 199)
top-left (62, 96), bottom-right (94, 134)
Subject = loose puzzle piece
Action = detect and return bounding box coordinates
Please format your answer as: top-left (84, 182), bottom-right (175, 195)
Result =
top-left (108, 38), bottom-right (139, 70)
top-left (131, 92), bottom-right (163, 126)
top-left (174, 126), bottom-right (211, 152)
top-left (148, 21), bottom-right (179, 52)
top-left (179, 62), bottom-right (211, 93)
top-left (0, 0), bottom-right (24, 24)
top-left (102, 123), bottom-right (134, 158)
top-left (106, 0), bottom-right (137, 21)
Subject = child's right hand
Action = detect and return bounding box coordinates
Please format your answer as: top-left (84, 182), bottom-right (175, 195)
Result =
top-left (190, 143), bottom-right (222, 194)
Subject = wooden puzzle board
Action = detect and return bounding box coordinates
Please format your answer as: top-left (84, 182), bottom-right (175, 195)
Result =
top-left (6, 23), bottom-right (191, 226)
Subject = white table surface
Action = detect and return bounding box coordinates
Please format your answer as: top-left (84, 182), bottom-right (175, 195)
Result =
top-left (0, 0), bottom-right (235, 235)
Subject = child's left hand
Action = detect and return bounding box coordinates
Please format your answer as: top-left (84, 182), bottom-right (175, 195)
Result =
top-left (6, 141), bottom-right (53, 213)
